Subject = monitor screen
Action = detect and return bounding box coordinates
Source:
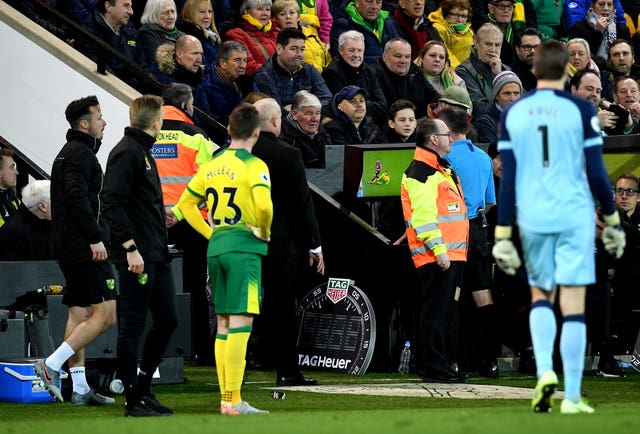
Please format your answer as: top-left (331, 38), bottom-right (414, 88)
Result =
top-left (344, 143), bottom-right (415, 199)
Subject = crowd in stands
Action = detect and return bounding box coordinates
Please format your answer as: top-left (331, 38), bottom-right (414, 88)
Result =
top-left (5, 0), bottom-right (640, 378)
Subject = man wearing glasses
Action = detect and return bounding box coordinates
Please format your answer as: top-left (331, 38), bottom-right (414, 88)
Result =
top-left (611, 173), bottom-right (640, 354)
top-left (400, 118), bottom-right (469, 384)
top-left (614, 173), bottom-right (640, 224)
top-left (510, 27), bottom-right (541, 91)
top-left (484, 0), bottom-right (534, 65)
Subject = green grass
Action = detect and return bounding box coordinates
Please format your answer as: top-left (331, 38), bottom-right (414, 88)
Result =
top-left (1, 367), bottom-right (639, 434)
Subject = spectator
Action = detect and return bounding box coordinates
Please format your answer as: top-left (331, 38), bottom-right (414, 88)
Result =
top-left (415, 39), bottom-right (467, 96)
top-left (566, 37), bottom-right (614, 100)
top-left (280, 90), bottom-right (333, 168)
top-left (0, 149), bottom-right (20, 229)
top-left (0, 180), bottom-right (55, 261)
top-left (384, 99), bottom-right (417, 142)
top-left (81, 0), bottom-right (138, 85)
top-left (253, 28), bottom-right (332, 114)
top-left (178, 0), bottom-right (221, 66)
top-left (372, 38), bottom-right (440, 118)
top-left (510, 27), bottom-right (541, 91)
top-left (429, 84), bottom-right (473, 115)
top-left (102, 95), bottom-right (178, 417)
top-left (569, 0), bottom-right (630, 64)
top-left (610, 173), bottom-right (640, 353)
top-left (390, 0), bottom-right (442, 59)
top-left (428, 0), bottom-right (475, 68)
top-left (456, 23), bottom-right (510, 117)
top-left (322, 30), bottom-right (388, 123)
top-left (607, 75), bottom-right (640, 133)
top-left (152, 35), bottom-right (209, 110)
top-left (474, 70), bottom-right (522, 144)
top-left (470, 0), bottom-right (537, 32)
top-left (272, 0), bottom-right (331, 72)
top-left (136, 0), bottom-right (185, 67)
top-left (570, 68), bottom-right (620, 131)
top-left (613, 76), bottom-right (640, 120)
top-left (485, 0), bottom-right (521, 65)
top-left (252, 97), bottom-right (324, 387)
top-left (298, 0), bottom-right (334, 46)
top-left (323, 85), bottom-right (386, 145)
top-left (330, 0), bottom-right (400, 64)
top-left (224, 0), bottom-right (278, 76)
top-left (564, 0), bottom-right (625, 31)
top-left (202, 41), bottom-right (255, 120)
top-left (157, 83), bottom-right (218, 365)
top-left (605, 39), bottom-right (640, 81)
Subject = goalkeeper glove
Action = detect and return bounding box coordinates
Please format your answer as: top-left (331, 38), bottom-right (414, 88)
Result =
top-left (492, 225), bottom-right (522, 276)
top-left (602, 213), bottom-right (626, 259)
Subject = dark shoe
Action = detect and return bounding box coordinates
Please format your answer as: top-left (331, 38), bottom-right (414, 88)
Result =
top-left (276, 375), bottom-right (318, 386)
top-left (124, 401), bottom-right (169, 417)
top-left (423, 370), bottom-right (466, 384)
top-left (140, 394), bottom-right (174, 415)
top-left (479, 360), bottom-right (500, 378)
top-left (598, 354), bottom-right (625, 377)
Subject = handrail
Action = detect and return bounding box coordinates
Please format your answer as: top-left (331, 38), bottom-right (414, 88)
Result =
top-left (6, 0), bottom-right (228, 144)
top-left (0, 135), bottom-right (50, 182)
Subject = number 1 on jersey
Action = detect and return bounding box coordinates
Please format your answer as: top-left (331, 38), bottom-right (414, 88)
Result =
top-left (538, 125), bottom-right (549, 167)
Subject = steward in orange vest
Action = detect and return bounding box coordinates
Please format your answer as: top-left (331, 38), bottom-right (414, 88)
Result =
top-left (400, 118), bottom-right (468, 383)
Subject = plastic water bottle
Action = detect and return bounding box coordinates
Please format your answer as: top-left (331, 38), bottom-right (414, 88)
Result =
top-left (36, 284), bottom-right (64, 295)
top-left (398, 341), bottom-right (411, 374)
top-left (109, 379), bottom-right (124, 394)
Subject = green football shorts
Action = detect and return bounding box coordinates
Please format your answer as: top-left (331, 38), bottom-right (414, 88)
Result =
top-left (208, 251), bottom-right (262, 315)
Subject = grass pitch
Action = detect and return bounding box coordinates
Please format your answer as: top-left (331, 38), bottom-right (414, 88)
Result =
top-left (1, 366), bottom-right (638, 434)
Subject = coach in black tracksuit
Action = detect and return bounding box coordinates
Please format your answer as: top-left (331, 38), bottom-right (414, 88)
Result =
top-left (102, 96), bottom-right (177, 417)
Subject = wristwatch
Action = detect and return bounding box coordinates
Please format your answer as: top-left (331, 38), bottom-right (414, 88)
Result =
top-left (126, 244), bottom-right (138, 253)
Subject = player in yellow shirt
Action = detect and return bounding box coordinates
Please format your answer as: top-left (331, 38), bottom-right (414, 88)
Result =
top-left (177, 103), bottom-right (273, 415)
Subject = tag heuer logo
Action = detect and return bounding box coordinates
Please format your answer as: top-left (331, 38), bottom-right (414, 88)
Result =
top-left (326, 278), bottom-right (350, 304)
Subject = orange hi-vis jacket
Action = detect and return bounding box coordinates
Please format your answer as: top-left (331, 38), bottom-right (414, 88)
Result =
top-left (153, 105), bottom-right (218, 220)
top-left (401, 146), bottom-right (469, 268)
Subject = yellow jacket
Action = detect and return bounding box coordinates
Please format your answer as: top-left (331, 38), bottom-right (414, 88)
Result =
top-left (428, 7), bottom-right (474, 69)
top-left (301, 21), bottom-right (331, 72)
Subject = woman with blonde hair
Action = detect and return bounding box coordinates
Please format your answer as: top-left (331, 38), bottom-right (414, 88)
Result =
top-left (179, 0), bottom-right (221, 65)
top-left (566, 37), bottom-right (614, 99)
top-left (272, 0), bottom-right (331, 72)
top-left (224, 0), bottom-right (279, 75)
top-left (428, 0), bottom-right (474, 69)
top-left (415, 40), bottom-right (467, 97)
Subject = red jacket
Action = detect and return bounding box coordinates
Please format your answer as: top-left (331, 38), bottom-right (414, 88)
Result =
top-left (224, 20), bottom-right (278, 76)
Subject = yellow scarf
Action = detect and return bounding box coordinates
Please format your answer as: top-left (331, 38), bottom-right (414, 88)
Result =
top-left (242, 13), bottom-right (272, 32)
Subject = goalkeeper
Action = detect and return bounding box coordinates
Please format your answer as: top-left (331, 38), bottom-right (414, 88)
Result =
top-left (492, 40), bottom-right (625, 415)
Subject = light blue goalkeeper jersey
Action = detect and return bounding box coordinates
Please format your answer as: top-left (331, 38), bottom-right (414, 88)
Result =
top-left (498, 89), bottom-right (604, 233)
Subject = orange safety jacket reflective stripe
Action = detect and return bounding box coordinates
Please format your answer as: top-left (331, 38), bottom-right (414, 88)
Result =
top-left (401, 146), bottom-right (469, 268)
top-left (153, 106), bottom-right (217, 219)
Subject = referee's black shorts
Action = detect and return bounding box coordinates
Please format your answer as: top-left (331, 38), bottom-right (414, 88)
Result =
top-left (462, 217), bottom-right (492, 291)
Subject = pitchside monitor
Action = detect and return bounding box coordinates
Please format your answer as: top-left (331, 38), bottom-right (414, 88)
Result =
top-left (602, 135), bottom-right (640, 182)
top-left (344, 143), bottom-right (415, 199)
